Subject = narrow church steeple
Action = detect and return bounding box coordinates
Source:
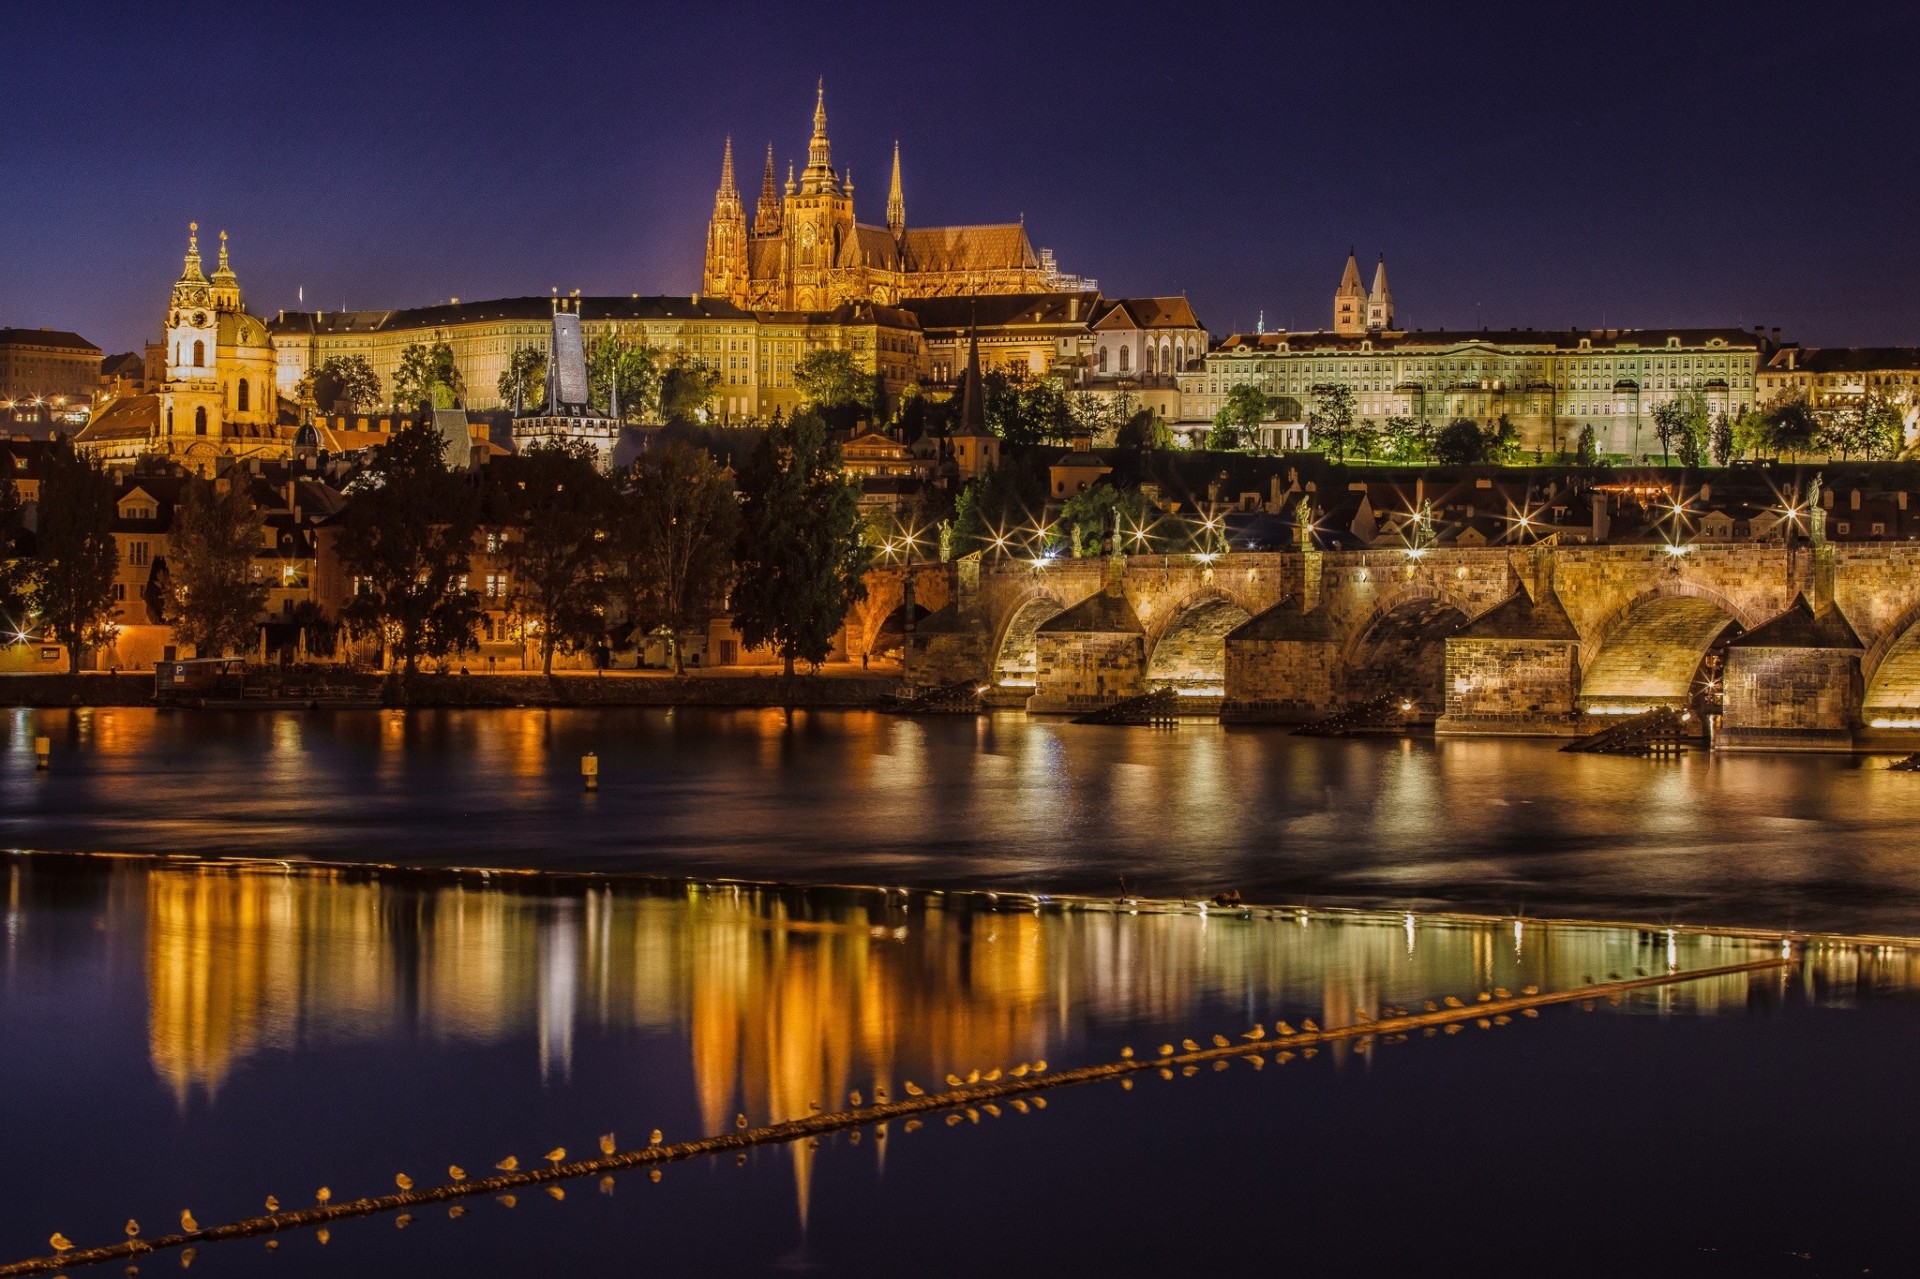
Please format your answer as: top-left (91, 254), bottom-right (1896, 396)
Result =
top-left (209, 230), bottom-right (240, 311)
top-left (754, 143), bottom-right (782, 234)
top-left (886, 140), bottom-right (905, 238)
top-left (718, 135), bottom-right (738, 201)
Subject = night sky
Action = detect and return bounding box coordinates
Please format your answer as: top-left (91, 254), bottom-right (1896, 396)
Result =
top-left (6, 0), bottom-right (1916, 356)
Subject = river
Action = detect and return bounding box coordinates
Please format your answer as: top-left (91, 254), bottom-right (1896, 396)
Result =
top-left (4, 706), bottom-right (1919, 935)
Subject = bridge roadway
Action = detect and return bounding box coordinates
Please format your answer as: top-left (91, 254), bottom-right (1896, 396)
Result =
top-left (859, 539), bottom-right (1920, 750)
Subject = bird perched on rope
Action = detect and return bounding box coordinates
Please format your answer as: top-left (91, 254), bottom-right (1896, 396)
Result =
top-left (600, 1133), bottom-right (616, 1156)
top-left (448, 1167), bottom-right (465, 1183)
top-left (545, 1148), bottom-right (566, 1169)
top-left (1182, 1038), bottom-right (1199, 1052)
top-left (982, 1069), bottom-right (1001, 1083)
top-left (1033, 1060), bottom-right (1047, 1072)
top-left (125, 1219), bottom-right (140, 1239)
top-left (1301, 1019), bottom-right (1320, 1032)
top-left (1275, 1022), bottom-right (1295, 1036)
top-left (1354, 1008), bottom-right (1373, 1023)
top-left (1243, 1027), bottom-right (1267, 1042)
top-left (180, 1210), bottom-right (198, 1233)
top-left (495, 1157), bottom-right (519, 1173)
top-left (966, 1069), bottom-right (981, 1085)
top-left (395, 1173), bottom-right (413, 1192)
top-left (945, 1074), bottom-right (963, 1088)
top-left (904, 1081), bottom-right (924, 1097)
top-left (649, 1130), bottom-right (663, 1147)
top-left (1120, 1046), bottom-right (1135, 1059)
top-left (1009, 1063), bottom-right (1030, 1078)
top-left (850, 1089), bottom-right (864, 1106)
top-left (316, 1187), bottom-right (332, 1205)
top-left (49, 1233), bottom-right (73, 1254)
top-left (264, 1196), bottom-right (280, 1213)
top-left (1443, 996), bottom-right (1464, 1008)
top-left (1212, 1034), bottom-right (1230, 1048)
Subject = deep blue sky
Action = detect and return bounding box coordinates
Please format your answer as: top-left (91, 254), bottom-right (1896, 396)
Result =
top-left (6, 0), bottom-right (1916, 355)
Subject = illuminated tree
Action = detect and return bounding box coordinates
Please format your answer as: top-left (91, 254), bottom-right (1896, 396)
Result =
top-left (1432, 418), bottom-right (1488, 465)
top-left (29, 438), bottom-right (119, 674)
top-left (496, 347), bottom-right (545, 410)
top-left (164, 476), bottom-right (269, 657)
top-left (0, 469), bottom-right (27, 639)
top-left (587, 335), bottom-right (660, 422)
top-left (296, 355), bottom-right (380, 412)
top-left (1575, 423), bottom-right (1600, 466)
top-left (393, 341), bottom-right (460, 409)
top-left (1058, 482), bottom-right (1153, 557)
top-left (1307, 383), bottom-right (1356, 459)
top-left (949, 463), bottom-right (1047, 558)
top-left (731, 410), bottom-right (871, 676)
top-left (660, 356), bottom-right (722, 423)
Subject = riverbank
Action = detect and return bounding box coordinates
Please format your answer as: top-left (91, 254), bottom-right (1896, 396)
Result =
top-left (0, 668), bottom-right (904, 709)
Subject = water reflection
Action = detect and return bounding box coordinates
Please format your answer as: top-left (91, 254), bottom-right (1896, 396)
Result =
top-left (8, 853), bottom-right (1920, 1274)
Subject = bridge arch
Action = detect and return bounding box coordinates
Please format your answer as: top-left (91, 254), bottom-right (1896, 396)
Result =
top-left (990, 591), bottom-right (1068, 688)
top-left (1578, 582), bottom-right (1757, 710)
top-left (1341, 586), bottom-right (1473, 708)
top-left (1145, 592), bottom-right (1254, 693)
top-left (1859, 597), bottom-right (1920, 720)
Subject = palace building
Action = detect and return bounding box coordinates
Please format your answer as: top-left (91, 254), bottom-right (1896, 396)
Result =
top-left (1178, 251), bottom-right (1771, 456)
top-left (702, 83), bottom-right (1081, 310)
top-left (79, 225), bottom-right (291, 472)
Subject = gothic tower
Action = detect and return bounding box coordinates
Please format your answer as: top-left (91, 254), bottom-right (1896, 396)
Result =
top-left (1333, 249), bottom-right (1366, 336)
top-left (1366, 255), bottom-right (1394, 331)
top-left (703, 136), bottom-right (749, 304)
top-left (783, 80), bottom-right (855, 309)
top-left (754, 143), bottom-right (783, 235)
top-left (886, 140), bottom-right (905, 239)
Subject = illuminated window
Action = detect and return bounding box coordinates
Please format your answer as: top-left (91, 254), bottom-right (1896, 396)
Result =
top-left (192, 340), bottom-right (204, 367)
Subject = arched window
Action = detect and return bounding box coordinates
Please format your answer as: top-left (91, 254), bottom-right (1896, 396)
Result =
top-left (237, 379), bottom-right (249, 412)
top-left (1097, 346), bottom-right (1108, 373)
top-left (192, 340), bottom-right (205, 368)
top-left (194, 407), bottom-right (207, 435)
top-left (1119, 345), bottom-right (1130, 373)
top-left (166, 406), bottom-right (174, 432)
top-left (1161, 340), bottom-right (1172, 375)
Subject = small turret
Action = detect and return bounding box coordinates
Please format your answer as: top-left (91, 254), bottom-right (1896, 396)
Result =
top-left (1366, 254), bottom-right (1393, 331)
top-left (1333, 248), bottom-right (1365, 336)
top-left (887, 140), bottom-right (906, 238)
top-left (754, 143), bottom-right (782, 234)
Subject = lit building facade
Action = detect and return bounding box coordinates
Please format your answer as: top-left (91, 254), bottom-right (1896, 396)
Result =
top-left (1179, 255), bottom-right (1768, 454)
top-left (702, 83), bottom-right (1079, 310)
top-left (0, 327), bottom-right (100, 410)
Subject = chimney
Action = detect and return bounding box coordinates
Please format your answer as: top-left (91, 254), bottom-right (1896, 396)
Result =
top-left (1771, 327), bottom-right (1781, 347)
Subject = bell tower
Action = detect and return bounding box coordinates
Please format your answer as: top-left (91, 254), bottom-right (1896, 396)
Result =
top-left (784, 80), bottom-right (855, 309)
top-left (702, 137), bottom-right (749, 304)
top-left (159, 222), bottom-right (227, 468)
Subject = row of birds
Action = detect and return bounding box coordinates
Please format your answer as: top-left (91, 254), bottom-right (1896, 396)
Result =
top-left (47, 993), bottom-right (1620, 1261)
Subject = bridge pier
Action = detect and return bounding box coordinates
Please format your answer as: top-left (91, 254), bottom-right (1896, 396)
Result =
top-left (1717, 595), bottom-right (1863, 752)
top-left (1028, 589), bottom-right (1145, 715)
top-left (1435, 586), bottom-right (1583, 737)
top-left (1219, 597), bottom-right (1339, 723)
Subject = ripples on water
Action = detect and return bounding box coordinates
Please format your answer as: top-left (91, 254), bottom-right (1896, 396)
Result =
top-left (5, 707), bottom-right (1920, 932)
top-left (2, 854), bottom-right (1919, 1275)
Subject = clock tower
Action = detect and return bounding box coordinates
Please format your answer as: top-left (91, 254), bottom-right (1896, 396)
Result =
top-left (158, 223), bottom-right (226, 464)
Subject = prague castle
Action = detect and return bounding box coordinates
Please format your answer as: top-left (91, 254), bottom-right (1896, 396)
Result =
top-left (702, 83), bottom-right (1079, 310)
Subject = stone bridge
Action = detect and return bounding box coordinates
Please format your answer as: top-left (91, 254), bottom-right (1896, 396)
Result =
top-left (898, 540), bottom-right (1920, 749)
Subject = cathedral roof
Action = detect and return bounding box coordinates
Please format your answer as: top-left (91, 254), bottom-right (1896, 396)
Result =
top-left (840, 225), bottom-right (903, 271)
top-left (269, 295), bottom-right (760, 336)
top-left (899, 224), bottom-right (1038, 274)
top-left (903, 291), bottom-right (1101, 332)
top-left (1209, 327), bottom-right (1767, 355)
top-left (76, 394), bottom-right (160, 443)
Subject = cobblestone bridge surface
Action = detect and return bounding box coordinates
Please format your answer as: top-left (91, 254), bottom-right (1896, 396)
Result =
top-left (881, 539), bottom-right (1920, 750)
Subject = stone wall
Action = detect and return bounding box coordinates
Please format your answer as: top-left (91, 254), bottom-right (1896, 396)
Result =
top-left (1436, 639), bottom-right (1581, 736)
top-left (1220, 639), bottom-right (1339, 722)
top-left (1030, 633), bottom-right (1143, 713)
top-left (1720, 648), bottom-right (1860, 750)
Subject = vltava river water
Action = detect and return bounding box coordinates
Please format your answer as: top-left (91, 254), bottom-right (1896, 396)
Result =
top-left (4, 706), bottom-right (1920, 934)
top-left (1, 854), bottom-right (1913, 1276)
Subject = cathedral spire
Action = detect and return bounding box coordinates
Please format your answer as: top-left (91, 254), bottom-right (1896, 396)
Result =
top-left (957, 311), bottom-right (987, 436)
top-left (801, 78), bottom-right (837, 193)
top-left (754, 142), bottom-right (782, 234)
top-left (718, 135), bottom-right (738, 200)
top-left (1333, 247), bottom-right (1366, 335)
top-left (886, 140), bottom-right (905, 237)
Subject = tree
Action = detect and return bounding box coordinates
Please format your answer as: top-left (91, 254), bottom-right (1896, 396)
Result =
top-left (1731, 405), bottom-right (1770, 460)
top-left (731, 410), bottom-right (872, 676)
top-left (297, 355), bottom-right (381, 413)
top-left (793, 349), bottom-right (867, 410)
top-left (1432, 418), bottom-right (1488, 465)
top-left (337, 421), bottom-right (483, 677)
top-left (497, 347), bottom-right (546, 410)
top-left (588, 335), bottom-right (661, 422)
top-left (1652, 391), bottom-right (1709, 466)
top-left (1818, 393), bottom-right (1902, 461)
top-left (1764, 397), bottom-right (1820, 459)
top-left (393, 341), bottom-right (459, 408)
top-left (1381, 415), bottom-right (1429, 463)
top-left (949, 462), bottom-right (1048, 558)
top-left (618, 442), bottom-right (739, 674)
top-left (1307, 383), bottom-right (1356, 460)
top-left (1709, 412), bottom-right (1734, 466)
top-left (30, 438), bottom-right (120, 674)
top-left (1115, 410), bottom-right (1173, 452)
top-left (983, 371), bottom-right (1074, 446)
top-left (1210, 384), bottom-right (1266, 452)
top-left (1069, 391), bottom-right (1120, 442)
top-left (1058, 482), bottom-right (1153, 556)
top-left (660, 357), bottom-right (722, 423)
top-left (1575, 423), bottom-right (1600, 466)
top-left (0, 469), bottom-right (27, 639)
top-left (498, 441), bottom-right (613, 675)
top-left (164, 476), bottom-right (269, 658)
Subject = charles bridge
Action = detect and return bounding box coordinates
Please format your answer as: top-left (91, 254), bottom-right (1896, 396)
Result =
top-left (856, 533), bottom-right (1920, 750)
